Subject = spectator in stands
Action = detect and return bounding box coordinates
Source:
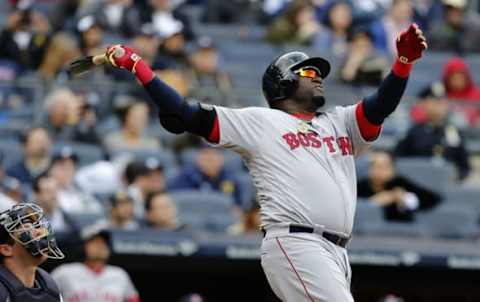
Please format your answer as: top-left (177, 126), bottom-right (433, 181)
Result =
top-left (357, 151), bottom-right (442, 222)
top-left (0, 8), bottom-right (51, 71)
top-left (313, 1), bottom-right (353, 60)
top-left (189, 36), bottom-right (232, 103)
top-left (228, 202), bottom-right (261, 235)
top-left (52, 226), bottom-right (140, 302)
top-left (265, 0), bottom-right (320, 46)
top-left (429, 0), bottom-right (480, 53)
top-left (171, 147), bottom-right (244, 207)
top-left (33, 173), bottom-right (77, 233)
top-left (339, 27), bottom-right (389, 86)
top-left (369, 0), bottom-right (414, 57)
top-left (152, 29), bottom-right (190, 70)
top-left (7, 127), bottom-right (51, 186)
top-left (131, 26), bottom-right (160, 67)
top-left (77, 0), bottom-right (142, 38)
top-left (101, 191), bottom-right (139, 230)
top-left (141, 0), bottom-right (195, 41)
top-left (104, 102), bottom-right (161, 152)
top-left (442, 57), bottom-right (480, 126)
top-left (38, 33), bottom-right (82, 79)
top-left (48, 146), bottom-right (103, 215)
top-left (42, 88), bottom-right (101, 144)
top-left (0, 152), bottom-right (16, 212)
top-left (143, 191), bottom-right (185, 231)
top-left (77, 15), bottom-right (105, 57)
top-left (1, 177), bottom-right (22, 205)
top-left (396, 83), bottom-right (471, 180)
top-left (124, 158), bottom-right (166, 218)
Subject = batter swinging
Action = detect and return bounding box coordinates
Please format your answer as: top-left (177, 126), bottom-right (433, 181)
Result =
top-left (104, 23), bottom-right (427, 301)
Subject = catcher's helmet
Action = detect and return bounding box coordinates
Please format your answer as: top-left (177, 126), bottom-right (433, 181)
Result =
top-left (262, 51), bottom-right (330, 104)
top-left (0, 203), bottom-right (64, 259)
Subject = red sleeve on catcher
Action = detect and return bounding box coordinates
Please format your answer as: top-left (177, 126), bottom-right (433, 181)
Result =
top-left (356, 102), bottom-right (382, 141)
top-left (207, 115), bottom-right (220, 143)
top-left (126, 297), bottom-right (140, 302)
top-left (392, 59), bottom-right (413, 78)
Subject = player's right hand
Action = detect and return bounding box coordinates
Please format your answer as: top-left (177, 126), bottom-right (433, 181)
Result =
top-left (105, 45), bottom-right (142, 73)
top-left (396, 23), bottom-right (428, 64)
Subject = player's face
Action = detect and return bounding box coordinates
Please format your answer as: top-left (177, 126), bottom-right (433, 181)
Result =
top-left (294, 67), bottom-right (326, 109)
top-left (85, 236), bottom-right (110, 262)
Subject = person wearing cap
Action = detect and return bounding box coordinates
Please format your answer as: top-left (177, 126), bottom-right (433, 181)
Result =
top-left (189, 36), bottom-right (232, 104)
top-left (171, 147), bottom-right (245, 208)
top-left (429, 0), bottom-right (480, 53)
top-left (395, 82), bottom-right (471, 180)
top-left (47, 146), bottom-right (103, 215)
top-left (0, 203), bottom-right (64, 301)
top-left (7, 127), bottom-right (51, 187)
top-left (100, 191), bottom-right (139, 230)
top-left (52, 224), bottom-right (140, 302)
top-left (124, 158), bottom-right (166, 218)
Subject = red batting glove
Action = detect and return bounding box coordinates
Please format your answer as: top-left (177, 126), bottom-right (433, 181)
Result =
top-left (106, 44), bottom-right (154, 84)
top-left (106, 44), bottom-right (141, 72)
top-left (396, 23), bottom-right (428, 64)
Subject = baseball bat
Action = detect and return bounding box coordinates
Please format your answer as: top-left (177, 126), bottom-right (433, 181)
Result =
top-left (68, 46), bottom-right (125, 76)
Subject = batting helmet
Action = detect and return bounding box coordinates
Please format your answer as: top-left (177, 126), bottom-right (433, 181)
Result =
top-left (262, 51), bottom-right (331, 104)
top-left (0, 203), bottom-right (65, 259)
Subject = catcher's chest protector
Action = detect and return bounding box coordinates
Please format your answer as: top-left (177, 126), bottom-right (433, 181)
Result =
top-left (0, 266), bottom-right (60, 302)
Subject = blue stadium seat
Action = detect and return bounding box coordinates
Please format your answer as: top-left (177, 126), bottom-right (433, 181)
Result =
top-left (169, 190), bottom-right (238, 232)
top-left (445, 188), bottom-right (480, 213)
top-left (395, 157), bottom-right (455, 192)
top-left (353, 200), bottom-right (384, 234)
top-left (418, 204), bottom-right (479, 239)
top-left (0, 139), bottom-right (23, 165)
top-left (367, 221), bottom-right (426, 238)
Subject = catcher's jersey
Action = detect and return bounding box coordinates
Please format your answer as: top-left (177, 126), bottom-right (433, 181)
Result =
top-left (51, 263), bottom-right (138, 302)
top-left (213, 105), bottom-right (376, 236)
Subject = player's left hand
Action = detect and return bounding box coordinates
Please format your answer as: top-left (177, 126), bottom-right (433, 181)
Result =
top-left (105, 44), bottom-right (142, 73)
top-left (396, 23), bottom-right (428, 64)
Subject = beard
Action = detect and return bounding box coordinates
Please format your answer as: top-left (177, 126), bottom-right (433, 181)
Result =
top-left (312, 95), bottom-right (325, 108)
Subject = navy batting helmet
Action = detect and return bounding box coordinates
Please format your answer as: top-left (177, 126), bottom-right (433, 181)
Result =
top-left (262, 51), bottom-right (331, 104)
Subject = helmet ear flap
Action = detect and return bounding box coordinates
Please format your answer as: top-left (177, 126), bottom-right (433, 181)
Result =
top-left (279, 72), bottom-right (299, 98)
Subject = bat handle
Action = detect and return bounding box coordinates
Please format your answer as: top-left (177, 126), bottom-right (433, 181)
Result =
top-left (93, 54), bottom-right (107, 65)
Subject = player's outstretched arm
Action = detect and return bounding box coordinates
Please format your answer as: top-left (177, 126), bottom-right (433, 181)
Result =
top-left (105, 45), bottom-right (219, 142)
top-left (358, 24), bottom-right (428, 138)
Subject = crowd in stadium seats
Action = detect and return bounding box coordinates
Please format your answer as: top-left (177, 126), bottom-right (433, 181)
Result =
top-left (1, 0), bottom-right (480, 299)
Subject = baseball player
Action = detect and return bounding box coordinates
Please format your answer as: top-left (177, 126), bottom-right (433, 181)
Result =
top-left (0, 203), bottom-right (65, 302)
top-left (51, 224), bottom-right (140, 302)
top-left (104, 23), bottom-right (427, 301)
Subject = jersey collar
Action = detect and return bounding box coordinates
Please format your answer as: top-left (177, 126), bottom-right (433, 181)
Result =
top-left (290, 112), bottom-right (316, 121)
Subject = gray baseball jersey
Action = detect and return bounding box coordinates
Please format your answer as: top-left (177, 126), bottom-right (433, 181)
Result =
top-left (51, 263), bottom-right (139, 302)
top-left (213, 104), bottom-right (373, 237)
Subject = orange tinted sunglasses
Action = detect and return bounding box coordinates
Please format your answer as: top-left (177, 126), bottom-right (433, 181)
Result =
top-left (295, 67), bottom-right (321, 78)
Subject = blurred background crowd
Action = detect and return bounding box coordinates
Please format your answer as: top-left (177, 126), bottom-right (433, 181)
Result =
top-left (1, 0), bottom-right (480, 301)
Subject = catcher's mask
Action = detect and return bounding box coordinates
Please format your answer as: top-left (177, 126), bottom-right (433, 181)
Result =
top-left (0, 203), bottom-right (65, 259)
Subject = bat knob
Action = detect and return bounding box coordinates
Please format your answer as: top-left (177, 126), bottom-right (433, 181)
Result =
top-left (113, 46), bottom-right (125, 58)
